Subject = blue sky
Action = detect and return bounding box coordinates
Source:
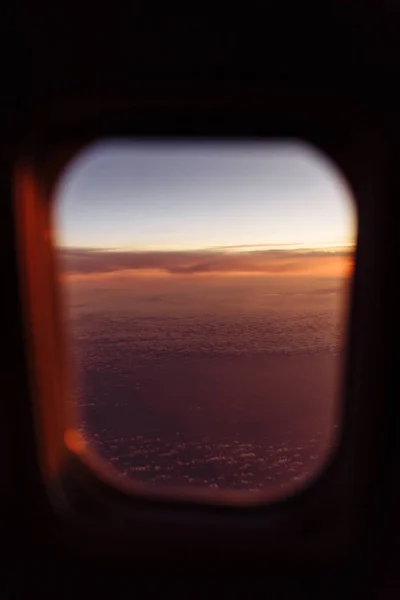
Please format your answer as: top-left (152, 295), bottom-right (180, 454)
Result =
top-left (53, 139), bottom-right (356, 251)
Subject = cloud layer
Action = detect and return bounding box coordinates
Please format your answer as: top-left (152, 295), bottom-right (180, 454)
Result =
top-left (59, 246), bottom-right (353, 279)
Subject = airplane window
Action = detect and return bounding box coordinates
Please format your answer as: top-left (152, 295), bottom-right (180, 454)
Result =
top-left (53, 139), bottom-right (356, 501)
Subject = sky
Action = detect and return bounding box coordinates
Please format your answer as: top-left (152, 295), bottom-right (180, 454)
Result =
top-left (54, 139), bottom-right (357, 258)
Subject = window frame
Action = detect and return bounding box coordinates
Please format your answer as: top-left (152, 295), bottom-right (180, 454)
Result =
top-left (14, 90), bottom-right (392, 569)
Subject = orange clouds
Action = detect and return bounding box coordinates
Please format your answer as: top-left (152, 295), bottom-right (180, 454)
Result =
top-left (58, 246), bottom-right (354, 282)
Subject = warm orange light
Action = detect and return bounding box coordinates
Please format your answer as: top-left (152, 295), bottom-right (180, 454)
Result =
top-left (16, 166), bottom-right (70, 477)
top-left (60, 251), bottom-right (354, 282)
top-left (64, 428), bottom-right (86, 455)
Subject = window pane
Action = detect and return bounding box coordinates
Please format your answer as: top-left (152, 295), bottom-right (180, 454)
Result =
top-left (53, 140), bottom-right (356, 500)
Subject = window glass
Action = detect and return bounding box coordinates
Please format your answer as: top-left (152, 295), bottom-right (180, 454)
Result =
top-left (54, 139), bottom-right (356, 500)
